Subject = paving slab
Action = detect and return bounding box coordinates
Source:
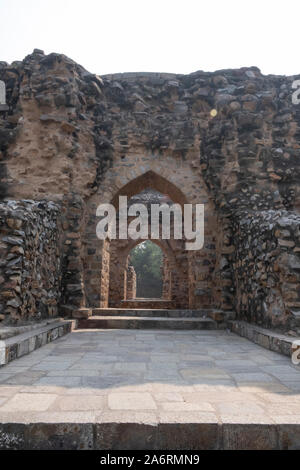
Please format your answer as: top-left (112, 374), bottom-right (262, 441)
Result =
top-left (1, 393), bottom-right (58, 412)
top-left (108, 392), bottom-right (157, 410)
top-left (0, 328), bottom-right (299, 449)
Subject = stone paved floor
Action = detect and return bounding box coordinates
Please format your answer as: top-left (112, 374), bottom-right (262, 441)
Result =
top-left (0, 329), bottom-right (300, 425)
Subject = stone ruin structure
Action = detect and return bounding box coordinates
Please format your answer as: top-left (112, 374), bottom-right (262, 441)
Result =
top-left (0, 48), bottom-right (300, 335)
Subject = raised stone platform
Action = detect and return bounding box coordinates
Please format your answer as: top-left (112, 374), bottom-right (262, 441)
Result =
top-left (0, 319), bottom-right (64, 340)
top-left (0, 319), bottom-right (76, 366)
top-left (229, 321), bottom-right (300, 357)
top-left (0, 329), bottom-right (299, 449)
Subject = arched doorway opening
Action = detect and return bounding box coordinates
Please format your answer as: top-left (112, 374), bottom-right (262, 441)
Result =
top-left (106, 179), bottom-right (190, 308)
top-left (83, 168), bottom-right (217, 310)
top-left (129, 240), bottom-right (163, 300)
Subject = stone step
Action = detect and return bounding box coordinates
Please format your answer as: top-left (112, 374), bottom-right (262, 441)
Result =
top-left (91, 308), bottom-right (222, 318)
top-left (78, 315), bottom-right (218, 330)
top-left (72, 308), bottom-right (235, 328)
top-left (0, 418), bottom-right (294, 450)
top-left (120, 299), bottom-right (175, 309)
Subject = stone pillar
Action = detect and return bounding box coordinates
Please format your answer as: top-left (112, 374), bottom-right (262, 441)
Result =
top-left (83, 200), bottom-right (112, 308)
top-left (162, 255), bottom-right (171, 299)
top-left (0, 80), bottom-right (8, 111)
top-left (126, 265), bottom-right (137, 299)
top-left (122, 267), bottom-right (127, 301)
top-left (0, 81), bottom-right (5, 104)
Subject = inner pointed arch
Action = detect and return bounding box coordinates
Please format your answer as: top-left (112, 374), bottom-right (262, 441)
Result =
top-left (111, 170), bottom-right (188, 208)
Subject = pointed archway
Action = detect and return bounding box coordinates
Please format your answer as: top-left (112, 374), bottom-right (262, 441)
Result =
top-left (98, 171), bottom-right (190, 308)
top-left (82, 167), bottom-right (212, 309)
top-left (111, 170), bottom-right (188, 208)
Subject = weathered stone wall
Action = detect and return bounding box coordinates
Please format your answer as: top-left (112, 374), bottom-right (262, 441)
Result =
top-left (0, 200), bottom-right (61, 323)
top-left (59, 194), bottom-right (86, 311)
top-left (233, 210), bottom-right (300, 331)
top-left (0, 49), bottom-right (299, 328)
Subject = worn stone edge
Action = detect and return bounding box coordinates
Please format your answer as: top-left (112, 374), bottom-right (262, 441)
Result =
top-left (0, 319), bottom-right (77, 366)
top-left (228, 320), bottom-right (300, 357)
top-left (0, 421), bottom-right (299, 449)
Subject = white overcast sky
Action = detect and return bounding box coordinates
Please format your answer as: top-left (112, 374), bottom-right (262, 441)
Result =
top-left (0, 0), bottom-right (299, 76)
